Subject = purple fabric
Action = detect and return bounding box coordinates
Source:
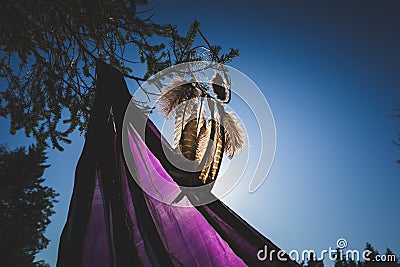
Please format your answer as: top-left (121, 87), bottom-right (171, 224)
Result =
top-left (119, 159), bottom-right (152, 266)
top-left (82, 172), bottom-right (114, 267)
top-left (125, 122), bottom-right (246, 266)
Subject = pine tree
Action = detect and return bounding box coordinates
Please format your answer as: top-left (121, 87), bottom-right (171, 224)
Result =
top-left (381, 248), bottom-right (399, 267)
top-left (0, 0), bottom-right (239, 150)
top-left (335, 248), bottom-right (348, 267)
top-left (363, 243), bottom-right (380, 267)
top-left (0, 145), bottom-right (58, 266)
top-left (306, 252), bottom-right (324, 267)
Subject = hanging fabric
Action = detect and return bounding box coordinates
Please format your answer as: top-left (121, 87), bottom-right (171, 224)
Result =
top-left (56, 61), bottom-right (300, 267)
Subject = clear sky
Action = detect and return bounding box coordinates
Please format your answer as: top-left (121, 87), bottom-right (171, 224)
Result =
top-left (1, 1), bottom-right (400, 266)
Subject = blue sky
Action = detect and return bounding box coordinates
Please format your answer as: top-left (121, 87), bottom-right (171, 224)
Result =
top-left (1, 0), bottom-right (400, 266)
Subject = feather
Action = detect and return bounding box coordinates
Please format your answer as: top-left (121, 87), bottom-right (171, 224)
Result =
top-left (198, 164), bottom-right (211, 184)
top-left (173, 106), bottom-right (184, 149)
top-left (207, 127), bottom-right (225, 182)
top-left (173, 97), bottom-right (198, 149)
top-left (197, 119), bottom-right (218, 183)
top-left (207, 96), bottom-right (215, 118)
top-left (179, 118), bottom-right (198, 161)
top-left (195, 119), bottom-right (211, 165)
top-left (157, 78), bottom-right (200, 117)
top-left (222, 111), bottom-right (245, 159)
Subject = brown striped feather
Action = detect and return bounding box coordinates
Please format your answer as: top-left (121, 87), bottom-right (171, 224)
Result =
top-left (197, 119), bottom-right (218, 183)
top-left (195, 119), bottom-right (210, 165)
top-left (206, 125), bottom-right (225, 182)
top-left (179, 118), bottom-right (198, 161)
top-left (173, 97), bottom-right (198, 149)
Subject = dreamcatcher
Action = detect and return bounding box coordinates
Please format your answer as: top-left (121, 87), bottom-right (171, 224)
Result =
top-left (157, 68), bottom-right (245, 188)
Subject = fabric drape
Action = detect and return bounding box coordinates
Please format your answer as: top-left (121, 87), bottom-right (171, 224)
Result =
top-left (56, 61), bottom-right (300, 267)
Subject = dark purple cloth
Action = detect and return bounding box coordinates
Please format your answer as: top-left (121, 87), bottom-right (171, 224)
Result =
top-left (56, 61), bottom-right (300, 267)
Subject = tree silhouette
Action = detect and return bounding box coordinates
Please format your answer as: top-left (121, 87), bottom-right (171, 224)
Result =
top-left (306, 252), bottom-right (324, 267)
top-left (0, 0), bottom-right (239, 150)
top-left (0, 145), bottom-right (58, 266)
top-left (300, 243), bottom-right (399, 267)
top-left (335, 243), bottom-right (400, 267)
top-left (335, 248), bottom-right (347, 267)
top-left (363, 243), bottom-right (383, 267)
top-left (382, 248), bottom-right (399, 267)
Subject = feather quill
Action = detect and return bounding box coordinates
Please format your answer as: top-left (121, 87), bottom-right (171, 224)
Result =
top-left (197, 96), bottom-right (206, 136)
top-left (222, 111), bottom-right (244, 159)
